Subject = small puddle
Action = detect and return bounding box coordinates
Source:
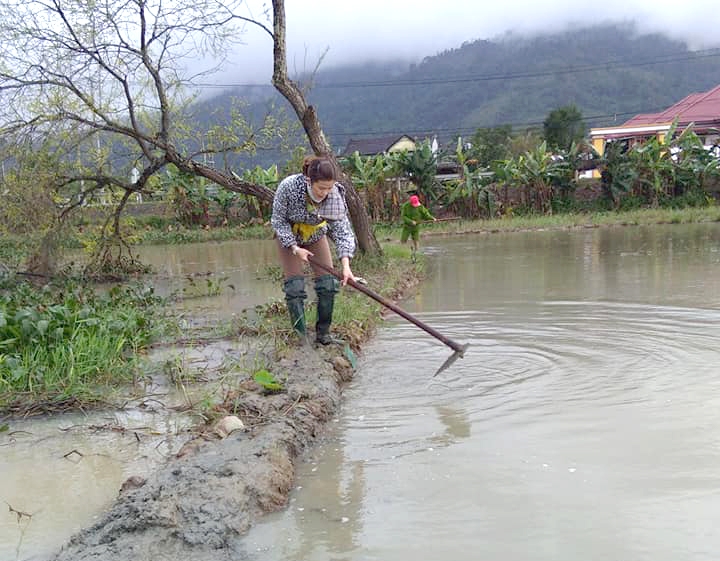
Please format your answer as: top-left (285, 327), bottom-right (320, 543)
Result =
top-left (1, 408), bottom-right (190, 560)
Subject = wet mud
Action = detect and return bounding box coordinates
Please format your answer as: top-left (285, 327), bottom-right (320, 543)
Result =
top-left (50, 341), bottom-right (355, 561)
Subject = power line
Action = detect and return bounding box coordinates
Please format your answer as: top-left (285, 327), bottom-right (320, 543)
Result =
top-left (190, 48), bottom-right (720, 90)
top-left (323, 109), bottom-right (657, 141)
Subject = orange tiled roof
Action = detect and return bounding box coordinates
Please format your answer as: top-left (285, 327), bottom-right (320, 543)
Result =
top-left (623, 84), bottom-right (720, 128)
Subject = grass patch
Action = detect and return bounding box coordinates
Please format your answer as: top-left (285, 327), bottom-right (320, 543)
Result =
top-left (374, 205), bottom-right (720, 241)
top-left (0, 279), bottom-right (170, 414)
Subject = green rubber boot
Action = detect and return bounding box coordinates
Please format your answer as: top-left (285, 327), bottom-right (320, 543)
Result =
top-left (314, 274), bottom-right (340, 345)
top-left (283, 276), bottom-right (307, 337)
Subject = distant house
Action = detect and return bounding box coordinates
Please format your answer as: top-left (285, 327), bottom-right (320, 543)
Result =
top-left (589, 84), bottom-right (720, 176)
top-left (341, 134), bottom-right (416, 156)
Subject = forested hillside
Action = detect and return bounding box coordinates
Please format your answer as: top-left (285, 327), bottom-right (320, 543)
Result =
top-left (193, 22), bottom-right (720, 164)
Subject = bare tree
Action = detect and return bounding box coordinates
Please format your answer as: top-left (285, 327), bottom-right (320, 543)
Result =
top-left (0, 0), bottom-right (284, 273)
top-left (266, 0), bottom-right (380, 253)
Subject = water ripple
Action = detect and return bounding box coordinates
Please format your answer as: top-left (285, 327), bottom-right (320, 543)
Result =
top-left (347, 302), bottom-right (720, 460)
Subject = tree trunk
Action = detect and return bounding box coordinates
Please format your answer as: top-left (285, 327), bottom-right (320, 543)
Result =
top-left (270, 0), bottom-right (380, 255)
top-left (180, 158), bottom-right (274, 203)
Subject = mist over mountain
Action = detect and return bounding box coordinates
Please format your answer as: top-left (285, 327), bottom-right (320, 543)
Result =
top-left (192, 22), bottom-right (720, 166)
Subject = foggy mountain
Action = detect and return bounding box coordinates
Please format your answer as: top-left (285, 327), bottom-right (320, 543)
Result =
top-left (191, 22), bottom-right (720, 166)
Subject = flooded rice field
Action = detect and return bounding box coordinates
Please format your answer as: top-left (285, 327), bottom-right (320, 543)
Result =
top-left (3, 224), bottom-right (720, 560)
top-left (237, 224), bottom-right (720, 561)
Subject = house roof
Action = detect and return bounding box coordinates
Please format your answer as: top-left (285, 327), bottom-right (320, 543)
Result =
top-left (341, 134), bottom-right (415, 156)
top-left (622, 84), bottom-right (720, 129)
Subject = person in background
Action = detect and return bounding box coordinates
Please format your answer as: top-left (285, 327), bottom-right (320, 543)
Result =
top-left (400, 194), bottom-right (435, 260)
top-left (271, 156), bottom-right (357, 344)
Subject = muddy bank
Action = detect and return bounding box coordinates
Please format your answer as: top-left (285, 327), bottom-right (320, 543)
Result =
top-left (50, 341), bottom-right (355, 561)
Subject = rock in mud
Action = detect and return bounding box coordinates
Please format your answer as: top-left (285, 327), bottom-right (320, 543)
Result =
top-left (331, 355), bottom-right (353, 382)
top-left (213, 415), bottom-right (245, 439)
top-left (119, 476), bottom-right (146, 495)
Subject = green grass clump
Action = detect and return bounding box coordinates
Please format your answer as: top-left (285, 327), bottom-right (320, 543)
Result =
top-left (0, 279), bottom-right (167, 412)
top-left (375, 205), bottom-right (720, 241)
top-left (253, 369), bottom-right (283, 392)
top-left (234, 244), bottom-right (422, 350)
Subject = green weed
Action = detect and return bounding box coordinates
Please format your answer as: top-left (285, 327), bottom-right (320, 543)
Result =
top-left (181, 275), bottom-right (230, 299)
top-left (0, 280), bottom-right (168, 412)
top-left (253, 369), bottom-right (283, 392)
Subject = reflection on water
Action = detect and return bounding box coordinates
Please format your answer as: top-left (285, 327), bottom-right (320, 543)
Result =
top-left (433, 405), bottom-right (471, 441)
top-left (420, 223), bottom-right (720, 310)
top-left (240, 223), bottom-right (720, 561)
top-left (136, 239), bottom-right (282, 320)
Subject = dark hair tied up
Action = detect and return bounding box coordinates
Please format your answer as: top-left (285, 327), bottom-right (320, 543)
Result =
top-left (305, 156), bottom-right (337, 183)
top-left (301, 156), bottom-right (316, 176)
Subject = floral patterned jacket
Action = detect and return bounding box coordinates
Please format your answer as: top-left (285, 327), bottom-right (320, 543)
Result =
top-left (271, 173), bottom-right (356, 259)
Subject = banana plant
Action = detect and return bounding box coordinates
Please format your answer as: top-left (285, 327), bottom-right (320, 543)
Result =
top-left (515, 141), bottom-right (561, 213)
top-left (240, 164), bottom-right (279, 220)
top-left (444, 138), bottom-right (494, 217)
top-left (241, 164), bottom-right (280, 190)
top-left (160, 165), bottom-right (211, 226)
top-left (342, 152), bottom-right (399, 221)
top-left (601, 141), bottom-right (637, 208)
top-left (210, 189), bottom-right (240, 224)
top-left (553, 140), bottom-right (596, 200)
top-left (493, 141), bottom-right (570, 214)
top-left (628, 130), bottom-right (675, 206)
top-left (393, 140), bottom-right (438, 203)
top-left (491, 157), bottom-right (518, 213)
top-left (669, 125), bottom-right (720, 196)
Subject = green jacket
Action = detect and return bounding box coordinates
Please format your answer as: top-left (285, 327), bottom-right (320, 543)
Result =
top-left (400, 201), bottom-right (434, 229)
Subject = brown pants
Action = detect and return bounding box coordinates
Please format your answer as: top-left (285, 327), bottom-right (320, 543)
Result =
top-left (277, 236), bottom-right (334, 280)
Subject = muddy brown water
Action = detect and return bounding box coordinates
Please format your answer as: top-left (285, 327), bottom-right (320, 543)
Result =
top-left (136, 239), bottom-right (282, 319)
top-left (236, 224), bottom-right (720, 561)
top-left (2, 225), bottom-right (720, 560)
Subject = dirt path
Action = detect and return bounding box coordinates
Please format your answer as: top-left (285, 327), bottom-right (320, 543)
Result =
top-left (50, 341), bottom-right (354, 561)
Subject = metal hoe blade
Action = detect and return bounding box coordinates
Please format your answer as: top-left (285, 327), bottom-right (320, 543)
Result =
top-left (433, 343), bottom-right (470, 377)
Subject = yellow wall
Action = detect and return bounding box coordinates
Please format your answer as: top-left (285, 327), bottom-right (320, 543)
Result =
top-left (591, 137), bottom-right (605, 178)
top-left (388, 137), bottom-right (416, 153)
top-left (592, 137), bottom-right (605, 157)
top-left (589, 124), bottom-right (671, 177)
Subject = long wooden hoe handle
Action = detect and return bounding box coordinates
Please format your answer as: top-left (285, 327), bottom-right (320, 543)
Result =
top-left (421, 217), bottom-right (461, 223)
top-left (307, 256), bottom-right (467, 355)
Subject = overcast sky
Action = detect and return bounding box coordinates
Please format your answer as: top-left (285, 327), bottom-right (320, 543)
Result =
top-left (220, 0), bottom-right (720, 83)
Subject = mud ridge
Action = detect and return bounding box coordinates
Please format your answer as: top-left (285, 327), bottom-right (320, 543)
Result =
top-left (51, 343), bottom-right (353, 561)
